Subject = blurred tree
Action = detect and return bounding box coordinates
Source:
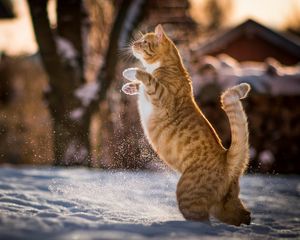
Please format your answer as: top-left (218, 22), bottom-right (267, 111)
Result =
top-left (190, 0), bottom-right (232, 34)
top-left (96, 0), bottom-right (149, 169)
top-left (27, 0), bottom-right (146, 166)
top-left (143, 0), bottom-right (197, 43)
top-left (284, 5), bottom-right (300, 37)
top-left (96, 0), bottom-right (147, 103)
top-left (204, 0), bottom-right (226, 32)
top-left (0, 0), bottom-right (15, 19)
top-left (0, 54), bottom-right (12, 104)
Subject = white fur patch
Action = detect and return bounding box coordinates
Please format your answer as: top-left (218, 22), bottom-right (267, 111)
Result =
top-left (132, 50), bottom-right (143, 61)
top-left (223, 94), bottom-right (238, 105)
top-left (132, 48), bottom-right (160, 74)
top-left (122, 68), bottom-right (138, 81)
top-left (145, 61), bottom-right (160, 74)
top-left (131, 47), bottom-right (159, 135)
top-left (138, 85), bottom-right (152, 135)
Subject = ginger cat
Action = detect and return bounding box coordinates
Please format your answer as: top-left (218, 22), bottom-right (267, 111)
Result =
top-left (122, 24), bottom-right (251, 226)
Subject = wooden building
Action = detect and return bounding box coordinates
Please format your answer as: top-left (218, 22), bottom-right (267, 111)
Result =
top-left (195, 19), bottom-right (300, 65)
top-left (191, 19), bottom-right (300, 173)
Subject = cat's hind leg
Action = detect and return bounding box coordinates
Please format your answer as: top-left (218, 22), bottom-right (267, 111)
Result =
top-left (211, 180), bottom-right (251, 226)
top-left (176, 168), bottom-right (215, 223)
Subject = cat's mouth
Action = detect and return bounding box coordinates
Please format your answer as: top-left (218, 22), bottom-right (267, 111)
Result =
top-left (131, 46), bottom-right (143, 61)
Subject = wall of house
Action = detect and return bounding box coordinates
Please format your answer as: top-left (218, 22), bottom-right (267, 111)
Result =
top-left (246, 95), bottom-right (300, 173)
top-left (210, 35), bottom-right (300, 65)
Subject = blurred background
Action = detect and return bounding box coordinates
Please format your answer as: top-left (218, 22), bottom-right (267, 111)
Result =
top-left (0, 0), bottom-right (299, 173)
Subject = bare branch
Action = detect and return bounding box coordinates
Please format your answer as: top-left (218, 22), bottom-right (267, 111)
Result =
top-left (27, 0), bottom-right (65, 91)
top-left (87, 0), bottom-right (147, 112)
top-left (56, 0), bottom-right (90, 85)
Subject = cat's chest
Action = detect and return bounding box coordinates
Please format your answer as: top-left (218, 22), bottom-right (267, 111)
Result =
top-left (138, 86), bottom-right (153, 130)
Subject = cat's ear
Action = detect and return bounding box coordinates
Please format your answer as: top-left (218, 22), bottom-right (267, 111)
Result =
top-left (155, 24), bottom-right (167, 43)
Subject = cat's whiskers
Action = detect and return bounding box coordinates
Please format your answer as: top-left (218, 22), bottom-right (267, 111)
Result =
top-left (118, 41), bottom-right (135, 62)
top-left (137, 31), bottom-right (144, 39)
top-left (119, 31), bottom-right (144, 63)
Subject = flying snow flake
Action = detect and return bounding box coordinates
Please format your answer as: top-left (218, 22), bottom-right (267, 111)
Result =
top-left (249, 147), bottom-right (257, 160)
top-left (75, 82), bottom-right (100, 107)
top-left (259, 150), bottom-right (275, 165)
top-left (70, 108), bottom-right (84, 121)
top-left (64, 141), bottom-right (88, 165)
top-left (55, 36), bottom-right (78, 60)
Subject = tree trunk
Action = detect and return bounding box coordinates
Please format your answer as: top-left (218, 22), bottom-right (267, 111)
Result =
top-left (28, 0), bottom-right (147, 167)
top-left (28, 0), bottom-right (92, 166)
top-left (96, 0), bottom-right (148, 102)
top-left (52, 113), bottom-right (91, 166)
top-left (95, 0), bottom-right (149, 168)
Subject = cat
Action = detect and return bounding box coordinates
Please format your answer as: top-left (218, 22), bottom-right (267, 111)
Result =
top-left (121, 24), bottom-right (251, 226)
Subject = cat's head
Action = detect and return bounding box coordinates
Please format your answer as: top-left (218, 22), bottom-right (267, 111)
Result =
top-left (132, 24), bottom-right (171, 67)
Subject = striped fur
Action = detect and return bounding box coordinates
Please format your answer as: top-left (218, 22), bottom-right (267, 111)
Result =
top-left (221, 83), bottom-right (251, 179)
top-left (122, 25), bottom-right (251, 226)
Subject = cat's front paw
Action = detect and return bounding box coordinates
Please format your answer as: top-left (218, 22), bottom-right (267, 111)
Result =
top-left (122, 68), bottom-right (139, 82)
top-left (122, 82), bottom-right (140, 95)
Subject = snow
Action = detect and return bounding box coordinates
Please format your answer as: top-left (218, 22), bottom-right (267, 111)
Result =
top-left (55, 36), bottom-right (78, 60)
top-left (0, 167), bottom-right (299, 240)
top-left (258, 150), bottom-right (275, 165)
top-left (192, 54), bottom-right (300, 96)
top-left (64, 142), bottom-right (89, 165)
top-left (75, 82), bottom-right (100, 107)
top-left (69, 108), bottom-right (84, 121)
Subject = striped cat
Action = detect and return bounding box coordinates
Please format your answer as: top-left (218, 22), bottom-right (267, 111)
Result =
top-left (122, 24), bottom-right (251, 226)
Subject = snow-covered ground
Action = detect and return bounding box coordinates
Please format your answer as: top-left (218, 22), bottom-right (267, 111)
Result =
top-left (0, 167), bottom-right (299, 240)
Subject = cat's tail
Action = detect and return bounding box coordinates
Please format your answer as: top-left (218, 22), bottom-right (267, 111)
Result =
top-left (221, 83), bottom-right (251, 179)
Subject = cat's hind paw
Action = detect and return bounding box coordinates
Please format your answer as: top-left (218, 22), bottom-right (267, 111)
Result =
top-left (122, 82), bottom-right (140, 95)
top-left (122, 68), bottom-right (139, 82)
